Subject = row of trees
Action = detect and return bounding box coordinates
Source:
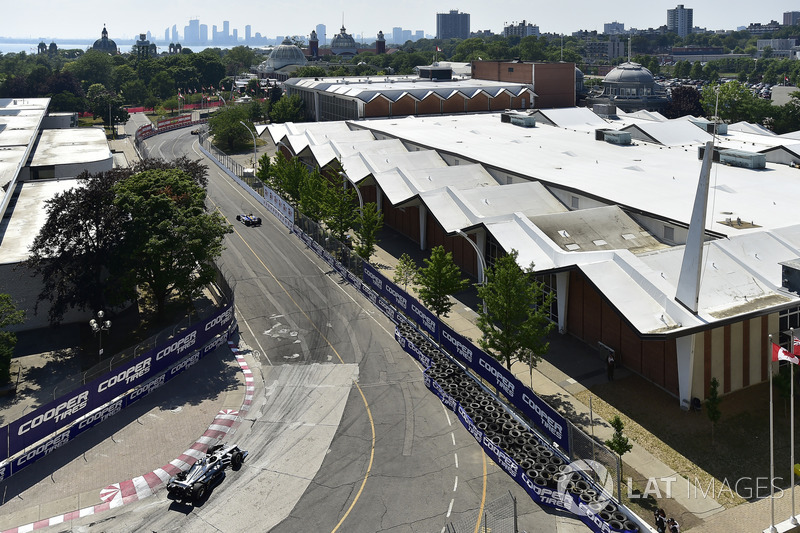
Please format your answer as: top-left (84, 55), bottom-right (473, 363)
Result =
top-left (395, 247), bottom-right (555, 372)
top-left (26, 158), bottom-right (231, 324)
top-left (253, 152), bottom-right (384, 261)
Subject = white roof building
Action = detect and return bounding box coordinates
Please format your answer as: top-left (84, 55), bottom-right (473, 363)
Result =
top-left (268, 108), bottom-right (800, 408)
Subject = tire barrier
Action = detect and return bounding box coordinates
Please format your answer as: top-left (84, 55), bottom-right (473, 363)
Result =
top-left (396, 323), bottom-right (641, 533)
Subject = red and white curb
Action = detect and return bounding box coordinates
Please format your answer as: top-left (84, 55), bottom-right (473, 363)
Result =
top-left (1, 340), bottom-right (255, 533)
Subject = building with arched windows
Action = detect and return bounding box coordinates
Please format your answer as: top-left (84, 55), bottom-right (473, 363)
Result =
top-left (586, 62), bottom-right (669, 112)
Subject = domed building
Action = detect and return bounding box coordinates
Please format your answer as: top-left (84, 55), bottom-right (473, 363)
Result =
top-left (586, 61), bottom-right (668, 112)
top-left (255, 37), bottom-right (308, 80)
top-left (330, 25), bottom-right (357, 56)
top-left (92, 25), bottom-right (118, 54)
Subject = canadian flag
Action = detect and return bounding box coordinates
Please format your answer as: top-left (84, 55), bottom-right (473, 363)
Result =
top-left (793, 336), bottom-right (800, 356)
top-left (436, 46), bottom-right (442, 52)
top-left (772, 342), bottom-right (800, 364)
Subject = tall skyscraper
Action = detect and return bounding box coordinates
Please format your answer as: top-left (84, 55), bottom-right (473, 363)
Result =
top-left (223, 20), bottom-right (230, 44)
top-left (436, 10), bottom-right (470, 40)
top-left (784, 11), bottom-right (800, 26)
top-left (667, 4), bottom-right (693, 38)
top-left (316, 24), bottom-right (326, 46)
top-left (414, 30), bottom-right (424, 41)
top-left (171, 24), bottom-right (179, 42)
top-left (233, 29), bottom-right (238, 43)
top-left (392, 27), bottom-right (403, 45)
top-left (164, 28), bottom-right (169, 42)
top-left (200, 24), bottom-right (208, 44)
top-left (185, 19), bottom-right (200, 44)
top-left (245, 25), bottom-right (251, 43)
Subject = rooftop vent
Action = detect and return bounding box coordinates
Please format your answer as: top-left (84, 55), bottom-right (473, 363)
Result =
top-left (510, 115), bottom-right (536, 128)
top-left (595, 128), bottom-right (631, 145)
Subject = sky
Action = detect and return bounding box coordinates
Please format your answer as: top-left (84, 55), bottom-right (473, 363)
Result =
top-left (1, 1), bottom-right (797, 42)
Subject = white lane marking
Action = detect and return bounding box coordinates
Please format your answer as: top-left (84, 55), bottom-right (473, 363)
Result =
top-left (238, 306), bottom-right (272, 366)
top-left (454, 453), bottom-right (458, 469)
top-left (446, 498), bottom-right (454, 518)
top-left (451, 432), bottom-right (456, 446)
top-left (445, 411), bottom-right (452, 426)
top-left (453, 476), bottom-right (458, 492)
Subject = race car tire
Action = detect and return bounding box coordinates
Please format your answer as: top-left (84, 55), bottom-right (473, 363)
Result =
top-left (191, 482), bottom-right (207, 503)
top-left (232, 451), bottom-right (244, 471)
top-left (236, 215), bottom-right (241, 221)
top-left (255, 218), bottom-right (262, 225)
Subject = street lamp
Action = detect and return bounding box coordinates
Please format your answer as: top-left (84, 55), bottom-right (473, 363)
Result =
top-left (239, 120), bottom-right (257, 173)
top-left (456, 230), bottom-right (486, 284)
top-left (456, 230), bottom-right (487, 315)
top-left (339, 171), bottom-right (364, 213)
top-left (89, 310), bottom-right (112, 364)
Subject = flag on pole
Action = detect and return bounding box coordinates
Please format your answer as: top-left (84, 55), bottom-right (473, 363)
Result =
top-left (772, 342), bottom-right (800, 364)
top-left (436, 46), bottom-right (442, 52)
top-left (793, 336), bottom-right (800, 356)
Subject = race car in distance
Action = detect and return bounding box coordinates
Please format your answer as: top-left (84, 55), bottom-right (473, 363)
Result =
top-left (236, 213), bottom-right (262, 226)
top-left (166, 443), bottom-right (248, 503)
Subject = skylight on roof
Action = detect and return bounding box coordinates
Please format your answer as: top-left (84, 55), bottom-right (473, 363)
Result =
top-left (566, 243), bottom-right (581, 251)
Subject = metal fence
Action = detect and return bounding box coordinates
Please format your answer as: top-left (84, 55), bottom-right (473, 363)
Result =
top-left (198, 131), bottom-right (246, 177)
top-left (446, 491), bottom-right (518, 533)
top-left (568, 419), bottom-right (622, 500)
top-left (47, 263), bottom-right (234, 401)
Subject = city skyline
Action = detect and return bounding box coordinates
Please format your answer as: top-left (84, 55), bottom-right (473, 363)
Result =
top-left (2, 1), bottom-right (798, 42)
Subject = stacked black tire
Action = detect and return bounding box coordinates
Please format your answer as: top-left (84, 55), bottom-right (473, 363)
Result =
top-left (395, 321), bottom-right (639, 533)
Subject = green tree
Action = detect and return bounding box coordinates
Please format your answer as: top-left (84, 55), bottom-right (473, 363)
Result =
top-left (322, 180), bottom-right (359, 244)
top-left (120, 79), bottom-right (149, 106)
top-left (207, 104), bottom-right (249, 151)
top-left (702, 81), bottom-right (771, 124)
top-left (605, 415), bottom-right (633, 458)
top-left (297, 167), bottom-right (327, 222)
top-left (393, 253), bottom-right (418, 291)
top-left (270, 151), bottom-right (308, 204)
top-left (416, 246), bottom-right (469, 318)
top-left (86, 83), bottom-right (128, 127)
top-left (149, 70), bottom-right (176, 99)
top-left (293, 66), bottom-right (329, 78)
top-left (663, 85), bottom-right (704, 119)
top-left (270, 94), bottom-right (304, 123)
top-left (26, 169), bottom-right (132, 323)
top-left (223, 46), bottom-right (257, 75)
top-left (705, 377), bottom-right (723, 444)
top-left (0, 294), bottom-right (25, 384)
top-left (113, 168), bottom-right (232, 318)
top-left (476, 250), bottom-right (555, 369)
top-left (353, 202), bottom-right (384, 262)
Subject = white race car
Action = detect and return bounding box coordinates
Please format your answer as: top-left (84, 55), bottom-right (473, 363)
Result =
top-left (166, 443), bottom-right (248, 503)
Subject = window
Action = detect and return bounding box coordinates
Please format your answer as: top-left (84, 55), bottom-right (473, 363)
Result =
top-left (779, 306), bottom-right (800, 346)
top-left (508, 67), bottom-right (514, 73)
top-left (454, 159), bottom-right (460, 166)
top-left (664, 225), bottom-right (675, 242)
top-left (571, 196), bottom-right (579, 209)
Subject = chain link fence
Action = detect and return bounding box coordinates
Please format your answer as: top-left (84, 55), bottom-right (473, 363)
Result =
top-left (568, 420), bottom-right (621, 500)
top-left (447, 491), bottom-right (518, 533)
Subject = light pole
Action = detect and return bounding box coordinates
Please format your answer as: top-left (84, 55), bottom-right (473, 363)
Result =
top-left (456, 230), bottom-right (487, 314)
top-left (89, 310), bottom-right (112, 364)
top-left (339, 171), bottom-right (364, 213)
top-left (239, 120), bottom-right (257, 172)
top-left (456, 230), bottom-right (486, 284)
